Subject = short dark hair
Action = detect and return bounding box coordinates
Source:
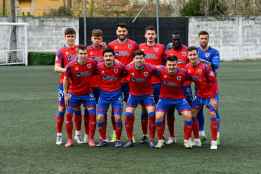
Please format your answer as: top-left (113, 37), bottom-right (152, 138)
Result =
top-left (187, 46), bottom-right (198, 52)
top-left (134, 50), bottom-right (145, 57)
top-left (64, 27), bottom-right (76, 35)
top-left (91, 29), bottom-right (103, 36)
top-left (145, 25), bottom-right (156, 32)
top-left (116, 23), bottom-right (128, 30)
top-left (198, 30), bottom-right (209, 36)
top-left (166, 56), bottom-right (178, 62)
top-left (78, 45), bottom-right (87, 51)
top-left (103, 48), bottom-right (115, 56)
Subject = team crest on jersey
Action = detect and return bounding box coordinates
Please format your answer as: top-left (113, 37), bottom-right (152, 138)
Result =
top-left (144, 71), bottom-right (149, 77)
top-left (176, 76), bottom-right (182, 81)
top-left (128, 44), bottom-right (132, 49)
top-left (205, 52), bottom-right (210, 58)
top-left (87, 63), bottom-right (92, 68)
top-left (114, 68), bottom-right (118, 74)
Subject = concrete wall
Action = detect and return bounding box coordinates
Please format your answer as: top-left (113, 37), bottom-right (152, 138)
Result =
top-left (1, 16), bottom-right (261, 60)
top-left (189, 16), bottom-right (261, 60)
top-left (0, 17), bottom-right (79, 52)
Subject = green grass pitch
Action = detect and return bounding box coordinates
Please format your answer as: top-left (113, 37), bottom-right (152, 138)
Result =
top-left (0, 60), bottom-right (261, 174)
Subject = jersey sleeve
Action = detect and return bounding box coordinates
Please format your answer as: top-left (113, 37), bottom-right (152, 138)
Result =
top-left (211, 49), bottom-right (220, 72)
top-left (55, 48), bottom-right (63, 65)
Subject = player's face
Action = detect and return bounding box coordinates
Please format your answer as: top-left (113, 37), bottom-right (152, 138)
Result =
top-left (65, 34), bottom-right (76, 46)
top-left (116, 27), bottom-right (128, 41)
top-left (77, 49), bottom-right (87, 63)
top-left (188, 50), bottom-right (198, 65)
top-left (104, 52), bottom-right (115, 67)
top-left (145, 30), bottom-right (156, 43)
top-left (199, 34), bottom-right (209, 49)
top-left (166, 61), bottom-right (178, 73)
top-left (134, 55), bottom-right (145, 68)
top-left (91, 36), bottom-right (103, 46)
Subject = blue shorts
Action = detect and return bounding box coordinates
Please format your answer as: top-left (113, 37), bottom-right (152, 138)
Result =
top-left (152, 83), bottom-right (161, 103)
top-left (127, 94), bottom-right (155, 107)
top-left (184, 86), bottom-right (193, 104)
top-left (156, 98), bottom-right (191, 113)
top-left (97, 90), bottom-right (123, 116)
top-left (121, 83), bottom-right (129, 102)
top-left (192, 96), bottom-right (216, 112)
top-left (57, 84), bottom-right (64, 106)
top-left (69, 93), bottom-right (96, 108)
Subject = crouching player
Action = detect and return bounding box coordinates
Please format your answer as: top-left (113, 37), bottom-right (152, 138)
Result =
top-left (63, 45), bottom-right (97, 148)
top-left (155, 56), bottom-right (193, 149)
top-left (96, 48), bottom-right (126, 148)
top-left (124, 50), bottom-right (157, 148)
top-left (186, 46), bottom-right (219, 150)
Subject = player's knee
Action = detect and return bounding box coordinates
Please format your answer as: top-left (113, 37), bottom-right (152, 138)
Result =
top-left (182, 110), bottom-right (192, 120)
top-left (114, 115), bottom-right (121, 122)
top-left (125, 107), bottom-right (134, 113)
top-left (58, 106), bottom-right (65, 112)
top-left (146, 106), bottom-right (155, 113)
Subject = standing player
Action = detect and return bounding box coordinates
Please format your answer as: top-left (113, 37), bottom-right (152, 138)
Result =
top-left (54, 27), bottom-right (78, 145)
top-left (96, 48), bottom-right (126, 148)
top-left (63, 45), bottom-right (97, 147)
top-left (196, 31), bottom-right (221, 144)
top-left (154, 56), bottom-right (193, 149)
top-left (139, 25), bottom-right (165, 143)
top-left (164, 33), bottom-right (191, 144)
top-left (108, 23), bottom-right (138, 142)
top-left (186, 46), bottom-right (219, 150)
top-left (123, 50), bottom-right (157, 148)
top-left (86, 29), bottom-right (106, 143)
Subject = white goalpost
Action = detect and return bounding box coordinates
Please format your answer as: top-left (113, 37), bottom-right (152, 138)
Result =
top-left (0, 22), bottom-right (28, 66)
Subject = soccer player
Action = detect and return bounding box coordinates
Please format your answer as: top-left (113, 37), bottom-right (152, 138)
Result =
top-left (86, 29), bottom-right (106, 143)
top-left (54, 27), bottom-right (78, 145)
top-left (96, 48), bottom-right (126, 148)
top-left (63, 45), bottom-right (97, 148)
top-left (123, 50), bottom-right (157, 148)
top-left (139, 25), bottom-right (165, 143)
top-left (186, 46), bottom-right (219, 150)
top-left (154, 56), bottom-right (193, 149)
top-left (164, 33), bottom-right (191, 144)
top-left (196, 31), bottom-right (221, 144)
top-left (108, 23), bottom-right (138, 142)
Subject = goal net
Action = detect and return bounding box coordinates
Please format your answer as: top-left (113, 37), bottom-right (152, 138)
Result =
top-left (0, 22), bottom-right (28, 66)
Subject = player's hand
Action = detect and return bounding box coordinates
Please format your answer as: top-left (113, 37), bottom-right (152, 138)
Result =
top-left (64, 93), bottom-right (71, 107)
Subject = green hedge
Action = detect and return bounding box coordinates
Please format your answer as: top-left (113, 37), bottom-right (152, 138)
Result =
top-left (28, 52), bottom-right (55, 65)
